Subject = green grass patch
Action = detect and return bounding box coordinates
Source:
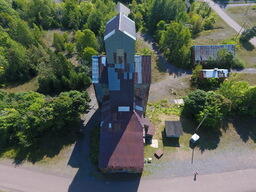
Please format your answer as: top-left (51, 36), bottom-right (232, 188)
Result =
top-left (146, 100), bottom-right (182, 119)
top-left (226, 6), bottom-right (256, 27)
top-left (0, 77), bottom-right (39, 93)
top-left (194, 12), bottom-right (256, 68)
top-left (193, 13), bottom-right (236, 45)
top-left (228, 73), bottom-right (256, 85)
top-left (136, 38), bottom-right (167, 83)
top-left (144, 100), bottom-right (192, 162)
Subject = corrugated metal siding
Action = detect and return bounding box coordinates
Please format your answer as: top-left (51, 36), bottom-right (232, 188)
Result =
top-left (135, 55), bottom-right (142, 84)
top-left (92, 56), bottom-right (99, 83)
top-left (193, 44), bottom-right (235, 61)
top-left (108, 67), bottom-right (120, 90)
top-left (141, 56), bottom-right (151, 84)
top-left (202, 69), bottom-right (229, 78)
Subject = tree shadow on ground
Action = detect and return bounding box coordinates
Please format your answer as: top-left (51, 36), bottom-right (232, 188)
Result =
top-left (139, 33), bottom-right (192, 76)
top-left (196, 129), bottom-right (222, 153)
top-left (240, 40), bottom-right (255, 51)
top-left (1, 122), bottom-right (82, 165)
top-left (231, 118), bottom-right (256, 143)
top-left (181, 116), bottom-right (222, 153)
top-left (68, 109), bottom-right (141, 192)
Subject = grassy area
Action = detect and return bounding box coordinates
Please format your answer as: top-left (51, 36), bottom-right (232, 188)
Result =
top-left (136, 38), bottom-right (167, 83)
top-left (193, 13), bottom-right (237, 45)
top-left (144, 100), bottom-right (192, 161)
top-left (226, 5), bottom-right (256, 27)
top-left (228, 73), bottom-right (256, 85)
top-left (194, 12), bottom-right (256, 68)
top-left (0, 77), bottom-right (39, 93)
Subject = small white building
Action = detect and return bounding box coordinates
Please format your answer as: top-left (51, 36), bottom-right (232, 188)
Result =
top-left (201, 68), bottom-right (229, 78)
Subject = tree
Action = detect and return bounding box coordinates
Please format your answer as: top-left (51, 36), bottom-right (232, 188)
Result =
top-left (218, 80), bottom-right (250, 112)
top-left (0, 90), bottom-right (90, 151)
top-left (87, 10), bottom-right (103, 36)
top-left (147, 0), bottom-right (188, 33)
top-left (183, 89), bottom-right (208, 118)
top-left (53, 33), bottom-right (65, 52)
top-left (183, 90), bottom-right (231, 130)
top-left (79, 1), bottom-right (94, 28)
top-left (75, 29), bottom-right (98, 55)
top-left (204, 49), bottom-right (244, 69)
top-left (28, 0), bottom-right (56, 29)
top-left (81, 47), bottom-right (98, 65)
top-left (65, 42), bottom-right (75, 57)
top-left (191, 65), bottom-right (224, 91)
top-left (240, 87), bottom-right (256, 116)
top-left (63, 0), bottom-right (81, 30)
top-left (159, 22), bottom-right (192, 68)
top-left (197, 91), bottom-right (231, 130)
top-left (189, 13), bottom-right (203, 36)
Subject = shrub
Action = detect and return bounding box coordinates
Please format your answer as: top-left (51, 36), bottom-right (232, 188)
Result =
top-left (0, 90), bottom-right (90, 150)
top-left (183, 90), bottom-right (231, 130)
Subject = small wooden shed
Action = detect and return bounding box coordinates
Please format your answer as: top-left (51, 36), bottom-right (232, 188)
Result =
top-left (165, 121), bottom-right (183, 138)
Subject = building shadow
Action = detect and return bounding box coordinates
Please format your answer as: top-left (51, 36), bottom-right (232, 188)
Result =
top-left (68, 109), bottom-right (141, 192)
top-left (161, 130), bottom-right (180, 147)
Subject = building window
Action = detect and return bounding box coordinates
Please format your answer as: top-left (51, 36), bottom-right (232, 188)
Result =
top-left (118, 56), bottom-right (123, 64)
top-left (118, 106), bottom-right (130, 112)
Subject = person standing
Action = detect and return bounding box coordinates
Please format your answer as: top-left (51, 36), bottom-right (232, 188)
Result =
top-left (194, 172), bottom-right (198, 181)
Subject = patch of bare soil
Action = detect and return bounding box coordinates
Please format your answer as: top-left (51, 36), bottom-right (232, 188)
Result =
top-left (149, 75), bottom-right (192, 102)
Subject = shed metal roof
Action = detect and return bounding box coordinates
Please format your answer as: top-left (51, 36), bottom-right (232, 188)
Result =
top-left (165, 121), bottom-right (183, 138)
top-left (193, 44), bottom-right (235, 61)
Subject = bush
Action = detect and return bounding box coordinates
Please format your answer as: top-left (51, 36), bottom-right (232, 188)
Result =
top-left (159, 21), bottom-right (192, 68)
top-left (38, 53), bottom-right (91, 94)
top-left (53, 33), bottom-right (65, 52)
top-left (0, 90), bottom-right (90, 150)
top-left (203, 48), bottom-right (244, 70)
top-left (218, 80), bottom-right (250, 113)
top-left (240, 26), bottom-right (256, 43)
top-left (183, 90), bottom-right (231, 130)
top-left (191, 65), bottom-right (224, 91)
top-left (232, 57), bottom-right (245, 69)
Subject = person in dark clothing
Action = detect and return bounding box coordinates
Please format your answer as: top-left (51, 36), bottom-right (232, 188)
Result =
top-left (194, 172), bottom-right (198, 181)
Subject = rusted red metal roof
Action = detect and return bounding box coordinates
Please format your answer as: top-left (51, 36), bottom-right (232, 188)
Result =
top-left (142, 117), bottom-right (155, 136)
top-left (99, 111), bottom-right (144, 172)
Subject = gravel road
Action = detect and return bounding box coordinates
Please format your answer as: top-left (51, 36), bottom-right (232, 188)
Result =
top-left (1, 163), bottom-right (256, 192)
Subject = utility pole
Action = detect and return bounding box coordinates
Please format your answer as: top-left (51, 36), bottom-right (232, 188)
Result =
top-left (191, 113), bottom-right (208, 164)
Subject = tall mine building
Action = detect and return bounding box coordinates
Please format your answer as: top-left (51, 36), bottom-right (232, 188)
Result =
top-left (92, 2), bottom-right (154, 173)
